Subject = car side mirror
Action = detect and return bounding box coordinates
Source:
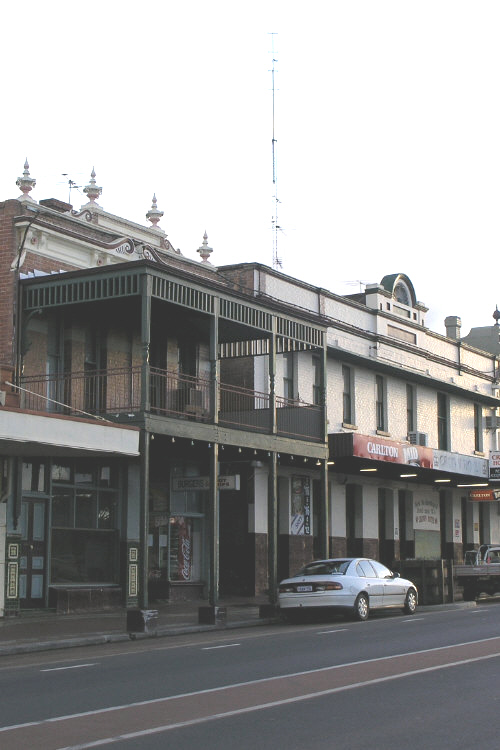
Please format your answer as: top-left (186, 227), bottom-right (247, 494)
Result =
top-left (392, 572), bottom-right (400, 579)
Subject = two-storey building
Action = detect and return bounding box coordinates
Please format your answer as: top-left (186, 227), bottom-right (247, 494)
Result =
top-left (0, 164), bottom-right (328, 616)
top-left (220, 264), bottom-right (500, 572)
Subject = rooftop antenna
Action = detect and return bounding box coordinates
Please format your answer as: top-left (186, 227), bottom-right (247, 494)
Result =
top-left (61, 174), bottom-right (82, 204)
top-left (269, 33), bottom-right (282, 270)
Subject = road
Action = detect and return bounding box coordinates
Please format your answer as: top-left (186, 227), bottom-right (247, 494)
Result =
top-left (1, 603), bottom-right (500, 749)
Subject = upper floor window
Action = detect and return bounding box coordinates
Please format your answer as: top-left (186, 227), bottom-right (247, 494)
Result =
top-left (376, 375), bottom-right (386, 432)
top-left (283, 352), bottom-right (294, 402)
top-left (312, 355), bottom-right (322, 406)
top-left (342, 365), bottom-right (354, 425)
top-left (437, 393), bottom-right (450, 450)
top-left (406, 384), bottom-right (415, 435)
top-left (474, 403), bottom-right (483, 453)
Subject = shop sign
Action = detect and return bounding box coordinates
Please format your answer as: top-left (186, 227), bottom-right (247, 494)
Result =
top-left (352, 434), bottom-right (433, 468)
top-left (290, 476), bottom-right (311, 536)
top-left (7, 562), bottom-right (18, 599)
top-left (489, 452), bottom-right (500, 481)
top-left (172, 475), bottom-right (240, 491)
top-left (469, 489), bottom-right (500, 502)
top-left (413, 497), bottom-right (440, 531)
top-left (433, 450), bottom-right (488, 478)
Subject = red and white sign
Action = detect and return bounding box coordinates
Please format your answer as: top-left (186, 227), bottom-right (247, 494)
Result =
top-left (352, 434), bottom-right (433, 468)
top-left (490, 452), bottom-right (500, 481)
top-left (469, 489), bottom-right (500, 502)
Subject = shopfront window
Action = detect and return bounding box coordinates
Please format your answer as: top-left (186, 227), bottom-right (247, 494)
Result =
top-left (167, 467), bottom-right (206, 583)
top-left (50, 460), bottom-right (120, 584)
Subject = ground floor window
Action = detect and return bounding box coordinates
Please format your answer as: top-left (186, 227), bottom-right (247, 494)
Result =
top-left (51, 529), bottom-right (119, 583)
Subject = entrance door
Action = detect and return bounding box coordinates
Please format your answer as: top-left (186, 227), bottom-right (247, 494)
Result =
top-left (19, 498), bottom-right (47, 608)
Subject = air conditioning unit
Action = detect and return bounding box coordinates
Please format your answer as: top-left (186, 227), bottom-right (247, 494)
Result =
top-left (408, 431), bottom-right (428, 447)
top-left (485, 415), bottom-right (500, 430)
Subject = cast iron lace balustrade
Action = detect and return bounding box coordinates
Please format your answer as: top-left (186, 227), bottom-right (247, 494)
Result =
top-left (19, 367), bottom-right (323, 441)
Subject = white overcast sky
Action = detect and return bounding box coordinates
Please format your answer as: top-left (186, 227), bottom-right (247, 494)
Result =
top-left (2, 1), bottom-right (500, 336)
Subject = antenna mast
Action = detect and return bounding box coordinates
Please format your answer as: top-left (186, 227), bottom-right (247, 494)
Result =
top-left (270, 33), bottom-right (282, 270)
top-left (61, 174), bottom-right (82, 204)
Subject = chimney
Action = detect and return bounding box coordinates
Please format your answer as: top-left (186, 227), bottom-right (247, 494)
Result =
top-left (445, 316), bottom-right (461, 340)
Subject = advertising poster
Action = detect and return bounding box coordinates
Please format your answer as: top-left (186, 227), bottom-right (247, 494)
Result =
top-left (290, 476), bottom-right (311, 535)
top-left (413, 497), bottom-right (440, 531)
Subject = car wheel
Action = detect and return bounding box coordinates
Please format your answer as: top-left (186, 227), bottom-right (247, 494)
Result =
top-left (403, 588), bottom-right (417, 614)
top-left (354, 593), bottom-right (369, 621)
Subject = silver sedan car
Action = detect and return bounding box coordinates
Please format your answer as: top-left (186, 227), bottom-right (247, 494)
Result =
top-left (278, 558), bottom-right (418, 621)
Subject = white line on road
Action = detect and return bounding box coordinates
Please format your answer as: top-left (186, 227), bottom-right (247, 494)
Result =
top-left (55, 649), bottom-right (500, 749)
top-left (5, 636), bottom-right (500, 739)
top-left (316, 629), bottom-right (348, 634)
top-left (402, 618), bottom-right (425, 623)
top-left (201, 643), bottom-right (241, 650)
top-left (40, 664), bottom-right (97, 673)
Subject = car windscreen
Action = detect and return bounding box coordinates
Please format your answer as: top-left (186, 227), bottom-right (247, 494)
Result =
top-left (296, 561), bottom-right (351, 576)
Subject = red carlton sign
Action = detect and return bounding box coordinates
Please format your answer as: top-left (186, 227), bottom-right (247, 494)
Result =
top-left (352, 434), bottom-right (433, 468)
top-left (469, 489), bottom-right (500, 502)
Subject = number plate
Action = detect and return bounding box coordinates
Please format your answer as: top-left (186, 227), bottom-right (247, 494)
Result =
top-left (296, 585), bottom-right (313, 592)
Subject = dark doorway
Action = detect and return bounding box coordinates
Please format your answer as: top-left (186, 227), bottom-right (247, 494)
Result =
top-left (19, 498), bottom-right (47, 608)
top-left (219, 490), bottom-right (253, 596)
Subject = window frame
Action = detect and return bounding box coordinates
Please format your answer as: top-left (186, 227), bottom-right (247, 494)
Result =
top-left (437, 392), bottom-right (450, 450)
top-left (375, 374), bottom-right (387, 432)
top-left (342, 364), bottom-right (354, 425)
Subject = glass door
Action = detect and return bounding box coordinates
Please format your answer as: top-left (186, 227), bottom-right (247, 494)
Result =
top-left (19, 498), bottom-right (47, 608)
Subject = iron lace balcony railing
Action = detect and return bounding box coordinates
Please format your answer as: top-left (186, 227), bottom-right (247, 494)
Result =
top-left (19, 367), bottom-right (323, 442)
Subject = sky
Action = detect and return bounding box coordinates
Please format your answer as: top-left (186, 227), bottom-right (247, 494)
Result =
top-left (2, 1), bottom-right (500, 336)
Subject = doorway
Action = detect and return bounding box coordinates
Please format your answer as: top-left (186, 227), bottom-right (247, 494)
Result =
top-left (19, 498), bottom-right (47, 608)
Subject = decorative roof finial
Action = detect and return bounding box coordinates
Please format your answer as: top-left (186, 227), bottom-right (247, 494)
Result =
top-left (83, 167), bottom-right (102, 205)
top-left (197, 231), bottom-right (213, 264)
top-left (493, 306), bottom-right (500, 325)
top-left (146, 194), bottom-right (164, 227)
top-left (16, 158), bottom-right (36, 199)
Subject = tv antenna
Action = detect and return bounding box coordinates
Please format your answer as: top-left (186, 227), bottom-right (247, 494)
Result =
top-left (269, 33), bottom-right (282, 270)
top-left (61, 174), bottom-right (82, 204)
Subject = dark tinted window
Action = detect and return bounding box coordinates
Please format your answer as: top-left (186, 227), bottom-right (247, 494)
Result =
top-left (298, 560), bottom-right (350, 576)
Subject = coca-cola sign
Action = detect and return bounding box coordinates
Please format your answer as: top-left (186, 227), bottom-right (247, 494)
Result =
top-left (176, 517), bottom-right (192, 581)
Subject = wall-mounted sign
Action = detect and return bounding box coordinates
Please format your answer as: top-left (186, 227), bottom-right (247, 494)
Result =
top-left (490, 452), bottom-right (500, 481)
top-left (290, 476), bottom-right (311, 536)
top-left (128, 564), bottom-right (138, 597)
top-left (469, 489), bottom-right (500, 502)
top-left (433, 450), bottom-right (488, 478)
top-left (351, 434), bottom-right (433, 468)
top-left (7, 562), bottom-right (18, 599)
top-left (413, 497), bottom-right (440, 531)
top-left (172, 475), bottom-right (240, 491)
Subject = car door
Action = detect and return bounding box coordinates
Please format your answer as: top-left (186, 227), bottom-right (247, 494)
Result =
top-left (356, 560), bottom-right (384, 608)
top-left (371, 560), bottom-right (405, 606)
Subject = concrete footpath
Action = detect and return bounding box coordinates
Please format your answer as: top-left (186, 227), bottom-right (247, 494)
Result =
top-left (0, 599), bottom-right (475, 658)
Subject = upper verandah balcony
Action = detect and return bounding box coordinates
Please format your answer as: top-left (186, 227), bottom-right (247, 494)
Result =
top-left (18, 366), bottom-right (324, 443)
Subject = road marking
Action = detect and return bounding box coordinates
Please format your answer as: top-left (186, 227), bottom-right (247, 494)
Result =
top-left (40, 664), bottom-right (97, 673)
top-left (4, 635), bottom-right (500, 740)
top-left (201, 643), bottom-right (241, 650)
top-left (401, 618), bottom-right (424, 623)
top-left (50, 649), bottom-right (500, 749)
top-left (316, 629), bottom-right (348, 634)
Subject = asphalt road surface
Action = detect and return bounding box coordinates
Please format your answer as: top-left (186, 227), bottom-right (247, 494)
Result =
top-left (1, 603), bottom-right (500, 749)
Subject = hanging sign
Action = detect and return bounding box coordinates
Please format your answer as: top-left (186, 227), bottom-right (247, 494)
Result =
top-left (172, 475), bottom-right (240, 491)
